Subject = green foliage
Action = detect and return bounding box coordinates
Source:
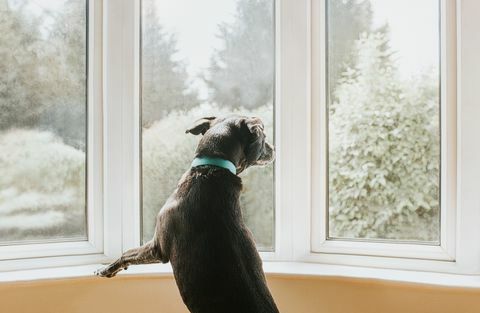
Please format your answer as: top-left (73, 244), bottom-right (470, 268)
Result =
top-left (204, 0), bottom-right (274, 110)
top-left (141, 0), bottom-right (199, 126)
top-left (328, 32), bottom-right (440, 241)
top-left (142, 104), bottom-right (274, 248)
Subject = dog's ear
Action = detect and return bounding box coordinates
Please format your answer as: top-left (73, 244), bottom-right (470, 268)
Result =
top-left (246, 118), bottom-right (264, 137)
top-left (245, 118), bottom-right (265, 162)
top-left (185, 117), bottom-right (216, 135)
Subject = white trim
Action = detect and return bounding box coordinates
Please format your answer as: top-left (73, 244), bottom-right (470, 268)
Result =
top-left (87, 0), bottom-right (105, 257)
top-left (0, 242), bottom-right (98, 262)
top-left (310, 0), bottom-right (328, 257)
top-left (454, 0), bottom-right (480, 274)
top-left (102, 0), bottom-right (129, 259)
top-left (439, 0), bottom-right (458, 263)
top-left (273, 0), bottom-right (312, 262)
top-left (120, 0), bottom-right (142, 252)
top-left (264, 0), bottom-right (284, 262)
top-left (310, 0), bottom-right (459, 263)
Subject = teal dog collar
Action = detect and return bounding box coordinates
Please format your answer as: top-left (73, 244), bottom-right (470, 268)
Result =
top-left (191, 157), bottom-right (237, 175)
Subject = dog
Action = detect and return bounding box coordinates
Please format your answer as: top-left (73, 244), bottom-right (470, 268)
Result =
top-left (96, 115), bottom-right (279, 313)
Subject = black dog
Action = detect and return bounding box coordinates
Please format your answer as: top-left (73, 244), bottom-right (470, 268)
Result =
top-left (96, 115), bottom-right (279, 313)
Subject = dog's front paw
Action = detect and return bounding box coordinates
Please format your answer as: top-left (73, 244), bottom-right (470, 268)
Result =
top-left (95, 265), bottom-right (119, 278)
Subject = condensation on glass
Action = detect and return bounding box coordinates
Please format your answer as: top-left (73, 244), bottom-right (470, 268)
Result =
top-left (0, 0), bottom-right (88, 244)
top-left (326, 0), bottom-right (441, 242)
top-left (140, 0), bottom-right (275, 250)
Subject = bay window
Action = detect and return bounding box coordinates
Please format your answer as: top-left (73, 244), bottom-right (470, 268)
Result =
top-left (2, 0), bottom-right (480, 283)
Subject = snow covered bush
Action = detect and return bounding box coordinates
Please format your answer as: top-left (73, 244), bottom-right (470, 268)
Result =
top-left (142, 104), bottom-right (274, 248)
top-left (0, 129), bottom-right (86, 242)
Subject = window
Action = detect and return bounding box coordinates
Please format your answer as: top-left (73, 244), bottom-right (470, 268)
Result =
top-left (0, 0), bottom-right (88, 245)
top-left (140, 0), bottom-right (276, 250)
top-left (310, 0), bottom-right (459, 263)
top-left (0, 0), bottom-right (104, 270)
top-left (326, 0), bottom-right (441, 242)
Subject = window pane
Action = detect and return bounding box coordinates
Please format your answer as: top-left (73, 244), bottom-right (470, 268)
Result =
top-left (0, 1), bottom-right (88, 244)
top-left (327, 0), bottom-right (440, 242)
top-left (141, 0), bottom-right (275, 250)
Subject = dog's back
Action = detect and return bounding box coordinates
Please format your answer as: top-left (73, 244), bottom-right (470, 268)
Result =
top-left (167, 166), bottom-right (279, 313)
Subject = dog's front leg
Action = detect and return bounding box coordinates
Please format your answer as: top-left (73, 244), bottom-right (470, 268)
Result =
top-left (95, 240), bottom-right (160, 278)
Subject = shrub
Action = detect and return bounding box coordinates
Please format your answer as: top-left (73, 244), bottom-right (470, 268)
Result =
top-left (328, 32), bottom-right (440, 241)
top-left (0, 129), bottom-right (86, 242)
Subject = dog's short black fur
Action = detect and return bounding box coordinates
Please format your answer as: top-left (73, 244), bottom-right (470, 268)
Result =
top-left (96, 115), bottom-right (279, 313)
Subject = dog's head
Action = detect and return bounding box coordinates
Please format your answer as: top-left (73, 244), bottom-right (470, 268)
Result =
top-left (186, 115), bottom-right (275, 174)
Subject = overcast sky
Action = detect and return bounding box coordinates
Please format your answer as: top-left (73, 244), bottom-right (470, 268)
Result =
top-left (370, 0), bottom-right (440, 79)
top-left (153, 0), bottom-right (439, 85)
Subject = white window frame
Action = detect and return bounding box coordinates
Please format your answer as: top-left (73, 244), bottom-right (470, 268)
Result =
top-left (0, 0), bottom-right (115, 271)
top-left (310, 0), bottom-right (457, 260)
top-left (271, 0), bottom-right (480, 275)
top-left (2, 0), bottom-right (480, 280)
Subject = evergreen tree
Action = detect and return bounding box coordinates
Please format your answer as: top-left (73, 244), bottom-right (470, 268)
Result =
top-left (0, 1), bottom-right (47, 130)
top-left (141, 0), bottom-right (199, 127)
top-left (40, 0), bottom-right (88, 149)
top-left (205, 0), bottom-right (274, 110)
top-left (0, 0), bottom-right (87, 148)
top-left (327, 0), bottom-right (373, 100)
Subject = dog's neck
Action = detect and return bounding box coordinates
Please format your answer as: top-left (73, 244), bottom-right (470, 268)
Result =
top-left (191, 156), bottom-right (237, 175)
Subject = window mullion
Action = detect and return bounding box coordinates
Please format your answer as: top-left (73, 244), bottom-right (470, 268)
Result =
top-left (273, 0), bottom-right (312, 262)
top-left (103, 0), bottom-right (131, 259)
top-left (120, 0), bottom-right (142, 253)
top-left (454, 0), bottom-right (480, 274)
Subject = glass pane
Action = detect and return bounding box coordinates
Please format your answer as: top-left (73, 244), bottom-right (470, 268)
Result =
top-left (327, 0), bottom-right (440, 242)
top-left (0, 0), bottom-right (88, 244)
top-left (141, 0), bottom-right (275, 250)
